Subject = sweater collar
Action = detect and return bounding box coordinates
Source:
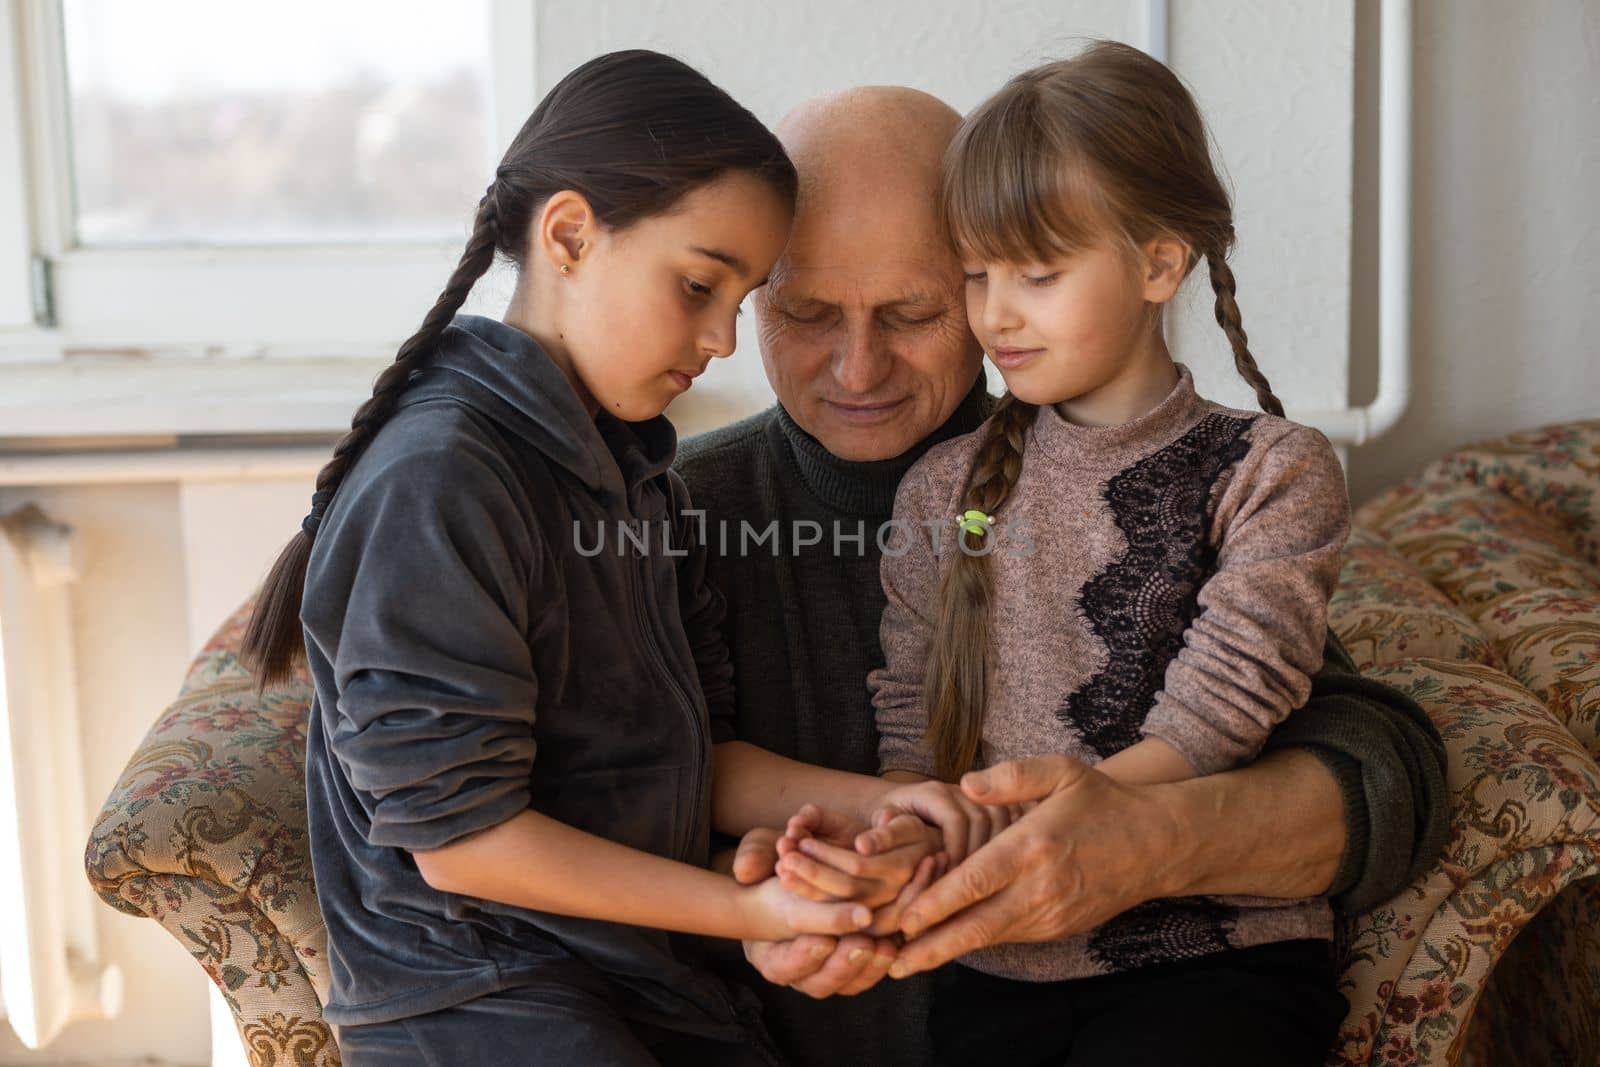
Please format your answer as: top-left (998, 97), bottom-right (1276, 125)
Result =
top-left (1030, 362), bottom-right (1205, 464)
top-left (775, 372), bottom-right (993, 518)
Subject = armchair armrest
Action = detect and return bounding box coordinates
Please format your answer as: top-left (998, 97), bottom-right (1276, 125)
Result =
top-left (84, 651), bottom-right (335, 1066)
top-left (1328, 658), bottom-right (1600, 1066)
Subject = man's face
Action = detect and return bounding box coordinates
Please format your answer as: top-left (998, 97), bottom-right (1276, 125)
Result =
top-left (754, 196), bottom-right (984, 462)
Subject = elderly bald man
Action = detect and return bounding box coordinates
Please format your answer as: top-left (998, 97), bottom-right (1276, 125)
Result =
top-left (673, 87), bottom-right (1447, 1067)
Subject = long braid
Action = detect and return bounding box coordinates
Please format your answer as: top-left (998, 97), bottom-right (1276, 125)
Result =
top-left (924, 394), bottom-right (1038, 780)
top-left (239, 51), bottom-right (799, 692)
top-left (1206, 249), bottom-right (1285, 417)
top-left (311, 186), bottom-right (502, 529)
top-left (240, 185), bottom-right (503, 690)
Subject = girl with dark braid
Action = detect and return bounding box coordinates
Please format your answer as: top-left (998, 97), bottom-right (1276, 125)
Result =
top-left (858, 42), bottom-right (1352, 1065)
top-left (238, 50), bottom-right (992, 1065)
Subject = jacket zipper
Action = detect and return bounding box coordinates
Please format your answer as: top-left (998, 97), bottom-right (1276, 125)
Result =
top-left (624, 518), bottom-right (707, 864)
top-left (627, 519), bottom-right (768, 1042)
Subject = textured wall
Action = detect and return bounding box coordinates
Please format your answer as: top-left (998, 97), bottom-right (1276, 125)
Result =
top-left (1166, 0), bottom-right (1353, 413)
top-left (1346, 0), bottom-right (1600, 503)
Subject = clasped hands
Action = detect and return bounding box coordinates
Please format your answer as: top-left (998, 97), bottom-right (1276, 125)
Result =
top-left (784, 791), bottom-right (1014, 931)
top-left (733, 774), bottom-right (1018, 995)
top-left (732, 755), bottom-right (1176, 999)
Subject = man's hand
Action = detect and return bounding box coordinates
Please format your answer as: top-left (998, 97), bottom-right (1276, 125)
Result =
top-left (888, 747), bottom-right (1349, 978)
top-left (733, 826), bottom-right (902, 997)
top-left (887, 754), bottom-right (1182, 978)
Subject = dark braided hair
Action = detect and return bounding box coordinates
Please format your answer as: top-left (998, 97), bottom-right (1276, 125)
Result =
top-left (242, 50), bottom-right (796, 689)
top-left (924, 40), bottom-right (1285, 777)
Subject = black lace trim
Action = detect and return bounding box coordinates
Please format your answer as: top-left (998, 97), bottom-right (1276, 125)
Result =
top-left (1058, 412), bottom-right (1257, 756)
top-left (1087, 896), bottom-right (1240, 972)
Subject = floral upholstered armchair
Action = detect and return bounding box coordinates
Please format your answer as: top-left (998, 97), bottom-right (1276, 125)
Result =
top-left (1324, 421), bottom-right (1600, 1066)
top-left (85, 421), bottom-right (1600, 1067)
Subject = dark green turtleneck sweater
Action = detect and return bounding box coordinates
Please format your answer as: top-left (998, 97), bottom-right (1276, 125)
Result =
top-left (673, 377), bottom-right (1447, 1067)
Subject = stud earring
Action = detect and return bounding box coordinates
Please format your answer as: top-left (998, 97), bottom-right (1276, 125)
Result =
top-left (559, 264), bottom-right (571, 275)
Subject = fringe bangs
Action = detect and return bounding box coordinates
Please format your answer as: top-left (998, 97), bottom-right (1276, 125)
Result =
top-left (940, 86), bottom-right (1113, 266)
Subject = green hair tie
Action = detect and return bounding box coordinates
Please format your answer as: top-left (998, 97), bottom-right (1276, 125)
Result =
top-left (957, 510), bottom-right (995, 538)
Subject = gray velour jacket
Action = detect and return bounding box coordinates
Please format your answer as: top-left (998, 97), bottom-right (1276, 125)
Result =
top-left (300, 314), bottom-right (756, 1038)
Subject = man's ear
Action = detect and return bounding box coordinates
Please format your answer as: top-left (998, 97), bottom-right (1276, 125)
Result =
top-left (535, 189), bottom-right (596, 276)
top-left (1140, 235), bottom-right (1192, 305)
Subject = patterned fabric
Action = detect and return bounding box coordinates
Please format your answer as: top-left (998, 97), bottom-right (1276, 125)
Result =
top-left (1357, 482), bottom-right (1600, 616)
top-left (84, 419), bottom-right (1600, 1066)
top-left (1327, 419), bottom-right (1600, 1066)
top-left (1329, 529), bottom-right (1500, 669)
top-left (1323, 660), bottom-right (1600, 1066)
top-left (1062, 411), bottom-right (1257, 756)
top-left (1086, 895), bottom-right (1239, 972)
top-left (1458, 878), bottom-right (1600, 1067)
top-left (84, 600), bottom-right (339, 1066)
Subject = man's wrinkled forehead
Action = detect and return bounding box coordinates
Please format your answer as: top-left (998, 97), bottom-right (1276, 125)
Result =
top-left (765, 88), bottom-right (964, 308)
top-left (764, 182), bottom-right (961, 310)
top-left (764, 258), bottom-right (955, 311)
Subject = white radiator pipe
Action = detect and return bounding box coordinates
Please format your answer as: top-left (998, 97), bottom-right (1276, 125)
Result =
top-left (1290, 0), bottom-right (1413, 445)
top-left (1144, 0), bottom-right (1413, 447)
top-left (1143, 0), bottom-right (1169, 64)
top-left (0, 505), bottom-right (123, 1047)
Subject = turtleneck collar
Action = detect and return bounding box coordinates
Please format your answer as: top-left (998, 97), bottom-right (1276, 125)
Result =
top-left (774, 372), bottom-right (993, 518)
top-left (1030, 362), bottom-right (1205, 464)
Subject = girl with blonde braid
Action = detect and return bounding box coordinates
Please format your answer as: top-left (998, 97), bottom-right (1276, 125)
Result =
top-left (859, 41), bottom-right (1350, 1065)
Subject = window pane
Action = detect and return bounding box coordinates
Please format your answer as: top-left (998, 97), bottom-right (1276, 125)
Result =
top-left (62, 0), bottom-right (493, 247)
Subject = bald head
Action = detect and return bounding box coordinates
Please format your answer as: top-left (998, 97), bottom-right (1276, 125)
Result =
top-left (755, 87), bottom-right (984, 464)
top-left (773, 87), bottom-right (960, 251)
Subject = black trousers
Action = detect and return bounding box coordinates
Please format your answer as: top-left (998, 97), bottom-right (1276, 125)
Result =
top-left (334, 969), bottom-right (784, 1067)
top-left (930, 939), bottom-right (1348, 1067)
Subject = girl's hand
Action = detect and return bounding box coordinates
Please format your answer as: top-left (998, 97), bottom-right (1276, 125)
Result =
top-left (737, 873), bottom-right (876, 942)
top-left (776, 805), bottom-right (944, 907)
top-left (772, 805), bottom-right (869, 901)
top-left (867, 779), bottom-right (1016, 863)
top-left (866, 850), bottom-right (949, 937)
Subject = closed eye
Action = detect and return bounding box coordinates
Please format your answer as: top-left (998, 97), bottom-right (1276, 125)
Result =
top-left (687, 278), bottom-right (744, 317)
top-left (884, 312), bottom-right (942, 329)
top-left (784, 308), bottom-right (836, 326)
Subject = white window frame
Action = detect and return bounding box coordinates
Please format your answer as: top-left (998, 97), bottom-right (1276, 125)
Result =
top-left (0, 0), bottom-right (537, 440)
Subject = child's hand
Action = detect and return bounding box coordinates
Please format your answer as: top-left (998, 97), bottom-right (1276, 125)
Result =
top-left (866, 849), bottom-right (949, 937)
top-left (736, 872), bottom-right (876, 942)
top-left (776, 804), bottom-right (944, 908)
top-left (868, 779), bottom-right (1016, 863)
top-left (770, 804), bottom-right (869, 901)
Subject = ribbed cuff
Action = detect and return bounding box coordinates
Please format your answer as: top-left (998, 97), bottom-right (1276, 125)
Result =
top-left (1294, 742), bottom-right (1369, 904)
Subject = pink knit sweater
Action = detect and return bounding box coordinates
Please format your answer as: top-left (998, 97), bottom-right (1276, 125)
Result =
top-left (869, 363), bottom-right (1350, 980)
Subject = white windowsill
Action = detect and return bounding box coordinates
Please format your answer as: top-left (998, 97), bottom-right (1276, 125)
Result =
top-left (0, 352), bottom-right (394, 439)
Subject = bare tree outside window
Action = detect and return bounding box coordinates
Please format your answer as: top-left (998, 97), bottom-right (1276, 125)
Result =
top-left (62, 0), bottom-right (494, 247)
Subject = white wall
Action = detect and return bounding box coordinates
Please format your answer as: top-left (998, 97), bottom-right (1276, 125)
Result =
top-left (1346, 0), bottom-right (1600, 504)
